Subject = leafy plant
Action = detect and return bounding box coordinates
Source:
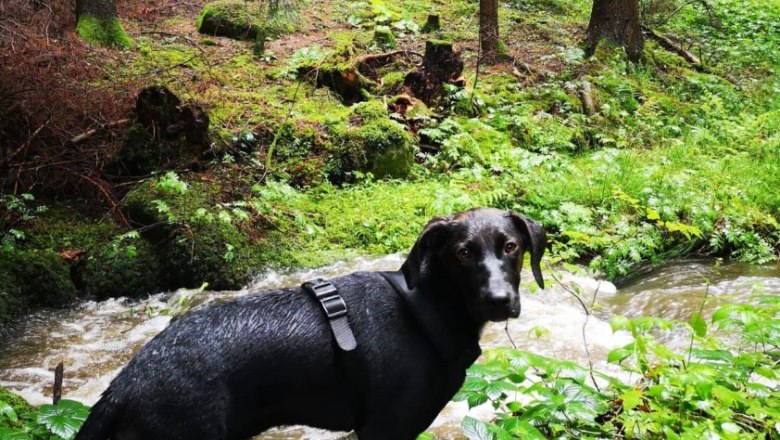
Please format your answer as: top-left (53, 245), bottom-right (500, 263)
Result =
top-left (456, 285), bottom-right (780, 439)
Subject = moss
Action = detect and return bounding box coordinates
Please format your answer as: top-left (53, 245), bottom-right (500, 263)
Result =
top-left (197, 1), bottom-right (297, 41)
top-left (380, 71), bottom-right (407, 95)
top-left (76, 14), bottom-right (132, 49)
top-left (373, 26), bottom-right (398, 49)
top-left (124, 178), bottom-right (266, 290)
top-left (159, 219), bottom-right (260, 290)
top-left (350, 100), bottom-right (388, 122)
top-left (74, 239), bottom-right (163, 300)
top-left (332, 115), bottom-right (415, 179)
top-left (0, 249), bottom-right (77, 323)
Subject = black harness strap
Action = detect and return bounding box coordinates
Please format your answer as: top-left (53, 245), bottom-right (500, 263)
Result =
top-left (302, 280), bottom-right (357, 351)
top-left (301, 279), bottom-right (364, 428)
top-left (380, 271), bottom-right (481, 371)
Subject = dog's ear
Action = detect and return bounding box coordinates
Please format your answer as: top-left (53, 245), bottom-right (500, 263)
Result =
top-left (401, 216), bottom-right (452, 289)
top-left (510, 212), bottom-right (547, 289)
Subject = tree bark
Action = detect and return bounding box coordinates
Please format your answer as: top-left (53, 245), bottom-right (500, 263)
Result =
top-left (586, 0), bottom-right (644, 62)
top-left (76, 0), bottom-right (131, 48)
top-left (76, 0), bottom-right (118, 20)
top-left (479, 0), bottom-right (499, 63)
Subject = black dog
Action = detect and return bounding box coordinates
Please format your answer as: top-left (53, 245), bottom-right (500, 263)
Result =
top-left (75, 208), bottom-right (546, 440)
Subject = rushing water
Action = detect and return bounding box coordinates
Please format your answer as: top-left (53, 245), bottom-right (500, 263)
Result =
top-left (1, 256), bottom-right (778, 439)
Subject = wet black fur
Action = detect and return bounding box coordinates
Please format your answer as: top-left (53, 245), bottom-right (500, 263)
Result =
top-left (75, 208), bottom-right (546, 440)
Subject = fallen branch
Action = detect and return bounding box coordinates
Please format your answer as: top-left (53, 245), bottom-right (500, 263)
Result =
top-left (68, 118), bottom-right (131, 145)
top-left (642, 25), bottom-right (702, 67)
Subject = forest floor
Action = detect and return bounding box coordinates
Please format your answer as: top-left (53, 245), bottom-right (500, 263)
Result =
top-left (0, 0), bottom-right (778, 324)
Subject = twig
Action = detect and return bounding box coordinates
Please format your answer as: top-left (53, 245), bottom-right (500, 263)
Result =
top-left (551, 272), bottom-right (602, 392)
top-left (68, 118), bottom-right (131, 145)
top-left (140, 31), bottom-right (207, 53)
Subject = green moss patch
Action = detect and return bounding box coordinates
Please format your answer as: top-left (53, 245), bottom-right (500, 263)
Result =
top-left (0, 249), bottom-right (77, 324)
top-left (76, 15), bottom-right (132, 49)
top-left (197, 1), bottom-right (297, 41)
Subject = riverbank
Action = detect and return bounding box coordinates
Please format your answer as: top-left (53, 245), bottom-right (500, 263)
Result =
top-left (1, 0), bottom-right (779, 327)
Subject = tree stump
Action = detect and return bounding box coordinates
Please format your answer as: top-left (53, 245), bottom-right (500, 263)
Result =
top-left (422, 15), bottom-right (441, 33)
top-left (404, 40), bottom-right (464, 105)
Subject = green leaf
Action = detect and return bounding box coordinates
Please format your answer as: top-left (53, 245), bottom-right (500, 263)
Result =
top-left (467, 392), bottom-right (488, 408)
top-left (620, 388), bottom-right (643, 411)
top-left (0, 401), bottom-right (18, 423)
top-left (416, 432), bottom-right (436, 440)
top-left (462, 416), bottom-right (493, 440)
top-left (690, 312), bottom-right (707, 337)
top-left (37, 400), bottom-right (89, 440)
top-left (510, 421), bottom-right (546, 440)
top-left (0, 428), bottom-right (33, 440)
top-left (608, 343), bottom-right (634, 364)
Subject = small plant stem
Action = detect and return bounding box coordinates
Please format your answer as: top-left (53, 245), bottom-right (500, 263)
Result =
top-left (551, 272), bottom-right (602, 392)
top-left (685, 283), bottom-right (710, 368)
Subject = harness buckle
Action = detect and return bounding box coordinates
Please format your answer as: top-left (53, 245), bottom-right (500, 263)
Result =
top-left (319, 294), bottom-right (348, 319)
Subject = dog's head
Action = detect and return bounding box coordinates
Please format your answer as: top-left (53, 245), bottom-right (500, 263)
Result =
top-left (401, 208), bottom-right (546, 323)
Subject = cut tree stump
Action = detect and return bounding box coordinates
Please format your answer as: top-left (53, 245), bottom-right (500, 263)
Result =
top-left (404, 40), bottom-right (464, 105)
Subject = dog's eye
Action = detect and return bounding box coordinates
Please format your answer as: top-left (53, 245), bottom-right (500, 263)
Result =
top-left (456, 248), bottom-right (472, 260)
top-left (504, 242), bottom-right (518, 254)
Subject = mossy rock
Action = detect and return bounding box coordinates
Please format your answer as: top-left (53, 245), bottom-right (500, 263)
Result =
top-left (76, 15), bottom-right (132, 49)
top-left (73, 239), bottom-right (163, 300)
top-left (197, 1), bottom-right (262, 40)
top-left (123, 177), bottom-right (262, 290)
top-left (159, 219), bottom-right (260, 290)
top-left (197, 1), bottom-right (297, 41)
top-left (0, 249), bottom-right (77, 323)
top-left (331, 106), bottom-right (415, 179)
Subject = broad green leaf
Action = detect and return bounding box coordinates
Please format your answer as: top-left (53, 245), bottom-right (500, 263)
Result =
top-left (620, 388), bottom-right (643, 411)
top-left (608, 344), bottom-right (634, 364)
top-left (0, 401), bottom-right (18, 423)
top-left (37, 400), bottom-right (89, 440)
top-left (467, 392), bottom-right (488, 408)
top-left (690, 312), bottom-right (707, 337)
top-left (510, 421), bottom-right (546, 440)
top-left (462, 416), bottom-right (493, 440)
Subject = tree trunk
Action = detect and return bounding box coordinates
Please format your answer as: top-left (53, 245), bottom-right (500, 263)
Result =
top-left (479, 0), bottom-right (499, 63)
top-left (586, 0), bottom-right (644, 61)
top-left (76, 0), bottom-right (131, 48)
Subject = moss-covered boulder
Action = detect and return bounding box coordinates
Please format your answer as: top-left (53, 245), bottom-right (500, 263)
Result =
top-left (197, 1), bottom-right (296, 41)
top-left (124, 177), bottom-right (262, 290)
top-left (0, 249), bottom-right (77, 323)
top-left (73, 239), bottom-right (163, 300)
top-left (330, 101), bottom-right (415, 179)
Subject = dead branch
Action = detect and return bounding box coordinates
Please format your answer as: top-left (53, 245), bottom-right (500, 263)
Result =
top-left (77, 173), bottom-right (129, 226)
top-left (68, 118), bottom-right (131, 145)
top-left (642, 25), bottom-right (702, 66)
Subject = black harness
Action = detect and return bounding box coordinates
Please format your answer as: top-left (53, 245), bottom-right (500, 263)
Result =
top-left (301, 272), bottom-right (482, 427)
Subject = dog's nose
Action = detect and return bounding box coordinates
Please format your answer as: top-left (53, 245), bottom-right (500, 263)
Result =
top-left (488, 291), bottom-right (511, 305)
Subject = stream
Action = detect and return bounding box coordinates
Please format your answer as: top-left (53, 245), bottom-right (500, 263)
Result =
top-left (1, 256), bottom-right (778, 439)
